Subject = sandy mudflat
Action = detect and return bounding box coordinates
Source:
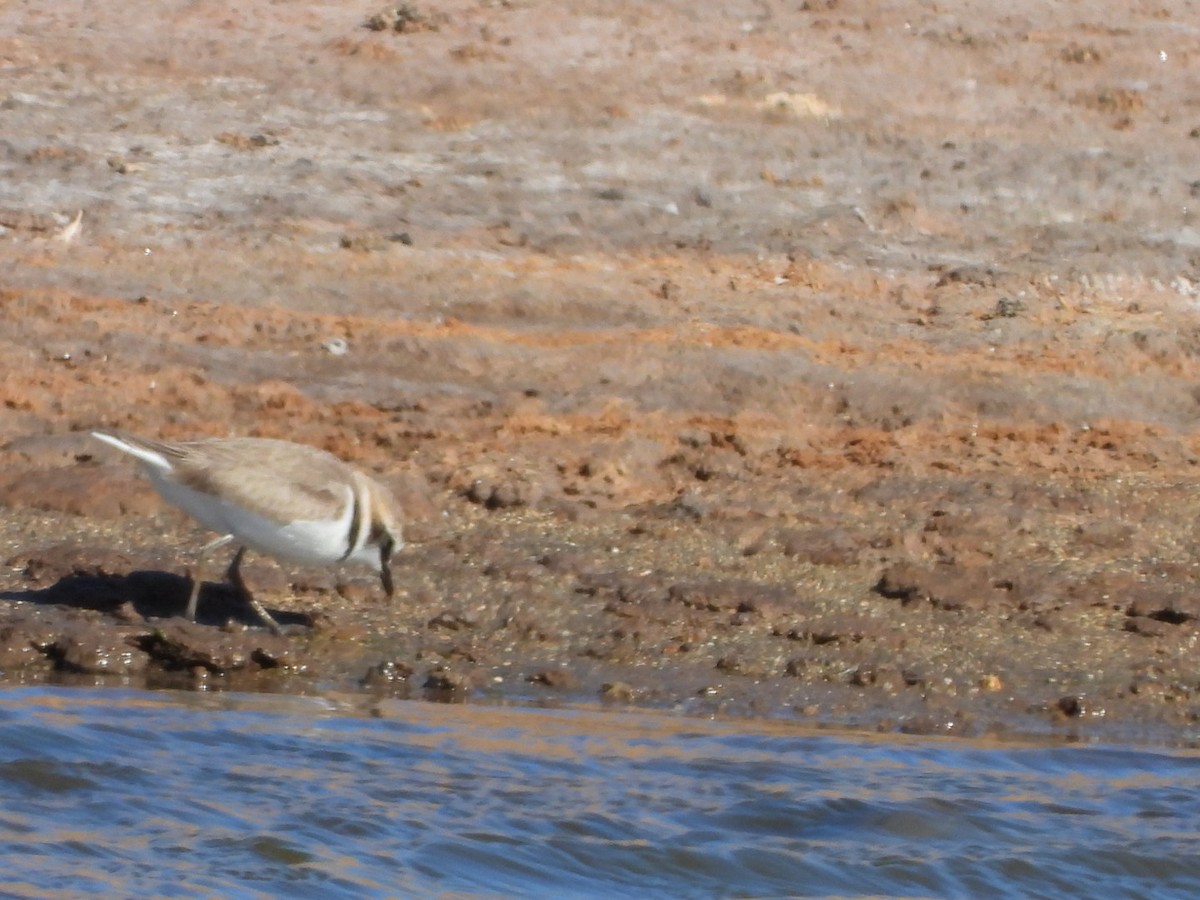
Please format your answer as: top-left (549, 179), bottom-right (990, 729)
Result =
top-left (2, 0), bottom-right (1200, 742)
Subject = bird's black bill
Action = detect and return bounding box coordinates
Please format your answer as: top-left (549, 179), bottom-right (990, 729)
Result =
top-left (380, 541), bottom-right (395, 598)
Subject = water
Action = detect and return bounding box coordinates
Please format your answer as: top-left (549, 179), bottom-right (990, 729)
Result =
top-left (0, 688), bottom-right (1197, 899)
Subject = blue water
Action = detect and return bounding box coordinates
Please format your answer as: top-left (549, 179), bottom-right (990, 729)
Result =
top-left (0, 688), bottom-right (1197, 898)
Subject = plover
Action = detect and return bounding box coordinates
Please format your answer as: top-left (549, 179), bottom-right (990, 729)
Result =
top-left (91, 430), bottom-right (403, 634)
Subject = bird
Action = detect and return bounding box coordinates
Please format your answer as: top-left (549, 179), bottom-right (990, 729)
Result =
top-left (90, 430), bottom-right (403, 634)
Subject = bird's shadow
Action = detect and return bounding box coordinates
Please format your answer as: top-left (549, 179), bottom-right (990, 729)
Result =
top-left (0, 569), bottom-right (312, 631)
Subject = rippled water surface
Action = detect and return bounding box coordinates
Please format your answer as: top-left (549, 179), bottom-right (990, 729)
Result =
top-left (0, 687), bottom-right (1198, 898)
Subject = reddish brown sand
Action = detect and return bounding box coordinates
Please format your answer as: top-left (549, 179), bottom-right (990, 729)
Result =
top-left (2, 0), bottom-right (1200, 742)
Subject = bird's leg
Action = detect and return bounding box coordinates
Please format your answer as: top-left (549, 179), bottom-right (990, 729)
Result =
top-left (185, 534), bottom-right (235, 621)
top-left (225, 546), bottom-right (285, 636)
